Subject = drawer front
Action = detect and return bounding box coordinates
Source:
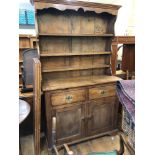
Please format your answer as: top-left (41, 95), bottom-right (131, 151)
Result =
top-left (51, 89), bottom-right (86, 106)
top-left (89, 85), bottom-right (116, 100)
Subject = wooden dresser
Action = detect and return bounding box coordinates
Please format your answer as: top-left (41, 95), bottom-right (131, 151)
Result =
top-left (19, 35), bottom-right (38, 135)
top-left (33, 0), bottom-right (121, 151)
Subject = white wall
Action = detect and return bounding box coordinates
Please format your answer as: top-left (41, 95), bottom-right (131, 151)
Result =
top-left (19, 28), bottom-right (36, 35)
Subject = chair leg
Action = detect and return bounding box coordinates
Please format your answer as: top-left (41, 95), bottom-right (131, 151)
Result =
top-left (63, 144), bottom-right (73, 155)
top-left (117, 134), bottom-right (124, 155)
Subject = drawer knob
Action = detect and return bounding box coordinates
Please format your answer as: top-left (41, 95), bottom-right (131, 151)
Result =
top-left (100, 90), bottom-right (105, 95)
top-left (66, 95), bottom-right (73, 103)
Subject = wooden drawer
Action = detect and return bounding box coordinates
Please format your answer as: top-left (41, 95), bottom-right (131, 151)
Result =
top-left (89, 84), bottom-right (116, 100)
top-left (51, 89), bottom-right (86, 106)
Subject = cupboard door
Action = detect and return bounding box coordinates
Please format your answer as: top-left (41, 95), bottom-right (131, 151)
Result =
top-left (52, 103), bottom-right (85, 145)
top-left (87, 97), bottom-right (118, 136)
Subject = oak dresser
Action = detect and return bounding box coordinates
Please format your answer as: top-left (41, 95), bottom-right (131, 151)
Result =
top-left (32, 0), bottom-right (121, 152)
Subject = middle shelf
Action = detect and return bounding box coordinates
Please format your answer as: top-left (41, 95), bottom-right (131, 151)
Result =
top-left (40, 51), bottom-right (111, 57)
top-left (42, 64), bottom-right (110, 73)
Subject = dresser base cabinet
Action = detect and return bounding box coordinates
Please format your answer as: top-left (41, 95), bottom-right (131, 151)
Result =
top-left (44, 83), bottom-right (119, 148)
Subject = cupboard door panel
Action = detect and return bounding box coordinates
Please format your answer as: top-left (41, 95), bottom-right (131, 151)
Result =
top-left (88, 97), bottom-right (117, 136)
top-left (52, 103), bottom-right (85, 145)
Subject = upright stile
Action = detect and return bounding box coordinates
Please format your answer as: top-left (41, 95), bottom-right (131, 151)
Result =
top-left (33, 58), bottom-right (41, 155)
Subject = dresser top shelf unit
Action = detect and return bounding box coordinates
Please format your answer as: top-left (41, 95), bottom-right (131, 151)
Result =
top-left (34, 0), bottom-right (121, 92)
top-left (42, 75), bottom-right (121, 91)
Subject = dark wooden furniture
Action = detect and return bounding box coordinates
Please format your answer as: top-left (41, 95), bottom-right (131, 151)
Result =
top-left (33, 0), bottom-right (121, 153)
top-left (33, 58), bottom-right (41, 155)
top-left (111, 36), bottom-right (135, 78)
top-left (21, 49), bottom-right (39, 92)
top-left (19, 35), bottom-right (37, 88)
top-left (19, 36), bottom-right (38, 134)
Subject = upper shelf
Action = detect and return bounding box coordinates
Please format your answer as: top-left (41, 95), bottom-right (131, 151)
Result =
top-left (38, 33), bottom-right (114, 37)
top-left (40, 51), bottom-right (111, 57)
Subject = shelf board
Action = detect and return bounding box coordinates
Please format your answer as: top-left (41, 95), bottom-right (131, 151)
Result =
top-left (42, 65), bottom-right (110, 73)
top-left (42, 75), bottom-right (121, 91)
top-left (39, 33), bottom-right (114, 37)
top-left (40, 52), bottom-right (111, 57)
top-left (19, 60), bottom-right (23, 63)
top-left (19, 72), bottom-right (22, 75)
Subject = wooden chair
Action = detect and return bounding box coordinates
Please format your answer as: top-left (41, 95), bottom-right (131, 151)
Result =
top-left (21, 48), bottom-right (39, 93)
